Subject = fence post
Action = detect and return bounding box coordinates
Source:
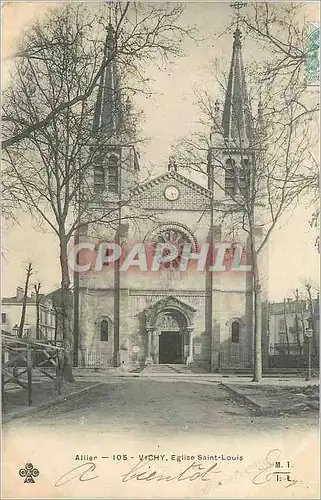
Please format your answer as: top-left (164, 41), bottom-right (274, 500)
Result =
top-left (56, 348), bottom-right (62, 394)
top-left (27, 343), bottom-right (33, 406)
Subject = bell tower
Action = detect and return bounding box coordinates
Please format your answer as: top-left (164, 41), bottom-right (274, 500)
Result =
top-left (208, 27), bottom-right (257, 201)
top-left (207, 22), bottom-right (269, 372)
top-left (91, 23), bottom-right (139, 200)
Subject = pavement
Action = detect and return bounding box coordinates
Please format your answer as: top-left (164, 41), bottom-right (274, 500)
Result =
top-left (2, 377), bottom-right (103, 423)
top-left (72, 365), bottom-right (320, 416)
top-left (220, 378), bottom-right (319, 415)
top-left (2, 370), bottom-right (319, 500)
top-left (2, 365), bottom-right (319, 424)
top-left (140, 365), bottom-right (320, 415)
top-left (3, 374), bottom-right (318, 437)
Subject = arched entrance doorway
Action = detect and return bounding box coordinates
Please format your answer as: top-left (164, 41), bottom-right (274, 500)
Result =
top-left (156, 311), bottom-right (186, 364)
top-left (144, 296), bottom-right (196, 366)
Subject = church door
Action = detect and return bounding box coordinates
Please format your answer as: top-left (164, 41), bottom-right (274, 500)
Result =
top-left (159, 332), bottom-right (183, 364)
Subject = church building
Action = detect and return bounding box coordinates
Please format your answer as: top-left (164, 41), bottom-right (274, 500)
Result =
top-left (75, 24), bottom-right (268, 372)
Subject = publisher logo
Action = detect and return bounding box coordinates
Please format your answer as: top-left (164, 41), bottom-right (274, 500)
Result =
top-left (19, 463), bottom-right (39, 483)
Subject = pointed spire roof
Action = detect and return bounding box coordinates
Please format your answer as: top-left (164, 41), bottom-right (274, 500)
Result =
top-left (222, 28), bottom-right (253, 147)
top-left (92, 23), bottom-right (122, 137)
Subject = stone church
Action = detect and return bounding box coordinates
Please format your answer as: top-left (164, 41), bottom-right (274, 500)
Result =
top-left (75, 24), bottom-right (268, 371)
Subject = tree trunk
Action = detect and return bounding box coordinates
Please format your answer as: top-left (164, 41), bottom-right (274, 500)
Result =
top-left (35, 299), bottom-right (40, 340)
top-left (294, 290), bottom-right (303, 357)
top-left (34, 283), bottom-right (41, 340)
top-left (294, 315), bottom-right (302, 356)
top-left (18, 263), bottom-right (33, 338)
top-left (249, 223), bottom-right (262, 382)
top-left (283, 299), bottom-right (290, 355)
top-left (53, 305), bottom-right (58, 343)
top-left (306, 286), bottom-right (318, 357)
top-left (59, 237), bottom-right (74, 382)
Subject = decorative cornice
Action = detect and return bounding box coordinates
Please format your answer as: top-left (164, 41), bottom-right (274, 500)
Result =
top-left (78, 287), bottom-right (252, 296)
top-left (134, 171), bottom-right (212, 199)
top-left (128, 290), bottom-right (210, 297)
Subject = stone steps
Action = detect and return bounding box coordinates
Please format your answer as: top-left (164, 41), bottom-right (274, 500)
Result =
top-left (142, 364), bottom-right (185, 374)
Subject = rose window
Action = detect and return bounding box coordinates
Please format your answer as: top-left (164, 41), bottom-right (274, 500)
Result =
top-left (152, 227), bottom-right (193, 270)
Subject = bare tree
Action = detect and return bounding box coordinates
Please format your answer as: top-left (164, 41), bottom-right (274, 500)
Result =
top-left (305, 282), bottom-right (319, 357)
top-left (18, 263), bottom-right (33, 338)
top-left (282, 299), bottom-right (290, 356)
top-left (34, 283), bottom-right (42, 340)
top-left (237, 1), bottom-right (320, 244)
top-left (3, 3), bottom-right (193, 380)
top-left (175, 22), bottom-right (318, 381)
top-left (293, 288), bottom-right (304, 357)
top-left (2, 2), bottom-right (194, 149)
top-left (236, 3), bottom-right (319, 91)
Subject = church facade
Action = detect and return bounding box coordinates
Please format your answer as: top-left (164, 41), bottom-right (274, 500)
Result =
top-left (75, 25), bottom-right (268, 372)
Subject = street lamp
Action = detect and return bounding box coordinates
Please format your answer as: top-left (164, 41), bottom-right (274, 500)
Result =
top-left (305, 317), bottom-right (313, 381)
top-left (12, 324), bottom-right (19, 337)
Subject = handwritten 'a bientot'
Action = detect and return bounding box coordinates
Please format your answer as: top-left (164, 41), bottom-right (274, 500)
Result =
top-left (54, 461), bottom-right (220, 487)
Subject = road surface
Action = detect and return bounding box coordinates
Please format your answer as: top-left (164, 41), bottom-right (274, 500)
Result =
top-left (5, 375), bottom-right (318, 438)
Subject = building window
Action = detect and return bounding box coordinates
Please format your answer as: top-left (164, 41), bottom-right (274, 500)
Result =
top-left (100, 320), bottom-right (109, 341)
top-left (108, 154), bottom-right (119, 193)
top-left (94, 165), bottom-right (105, 193)
top-left (239, 159), bottom-right (249, 192)
top-left (1, 312), bottom-right (7, 324)
top-left (225, 159), bottom-right (236, 196)
top-left (231, 321), bottom-right (240, 343)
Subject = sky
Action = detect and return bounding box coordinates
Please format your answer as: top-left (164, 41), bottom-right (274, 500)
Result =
top-left (1, 1), bottom-right (320, 302)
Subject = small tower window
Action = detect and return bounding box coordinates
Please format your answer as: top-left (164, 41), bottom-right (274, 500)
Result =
top-left (225, 159), bottom-right (236, 196)
top-left (231, 321), bottom-right (240, 343)
top-left (100, 320), bottom-right (109, 341)
top-left (239, 158), bottom-right (249, 192)
top-left (94, 165), bottom-right (105, 193)
top-left (108, 154), bottom-right (119, 193)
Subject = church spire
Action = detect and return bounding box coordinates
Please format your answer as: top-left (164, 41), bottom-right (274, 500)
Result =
top-left (92, 23), bottom-right (122, 137)
top-left (221, 28), bottom-right (253, 147)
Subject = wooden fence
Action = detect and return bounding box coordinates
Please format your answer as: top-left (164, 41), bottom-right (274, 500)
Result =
top-left (1, 334), bottom-right (65, 406)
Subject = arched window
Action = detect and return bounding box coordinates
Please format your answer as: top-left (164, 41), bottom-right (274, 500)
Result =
top-left (231, 321), bottom-right (240, 343)
top-left (94, 165), bottom-right (105, 193)
top-left (225, 159), bottom-right (236, 196)
top-left (108, 154), bottom-right (119, 193)
top-left (100, 320), bottom-right (109, 341)
top-left (239, 158), bottom-right (249, 192)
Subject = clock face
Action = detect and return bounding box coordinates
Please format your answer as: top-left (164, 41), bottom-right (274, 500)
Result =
top-left (164, 185), bottom-right (180, 201)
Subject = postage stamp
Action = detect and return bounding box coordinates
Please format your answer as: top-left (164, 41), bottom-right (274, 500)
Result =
top-left (306, 23), bottom-right (320, 85)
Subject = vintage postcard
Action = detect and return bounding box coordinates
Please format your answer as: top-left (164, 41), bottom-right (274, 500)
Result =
top-left (1, 1), bottom-right (320, 499)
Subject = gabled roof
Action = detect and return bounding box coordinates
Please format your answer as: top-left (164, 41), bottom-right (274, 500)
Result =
top-left (135, 170), bottom-right (212, 199)
top-left (2, 295), bottom-right (38, 305)
top-left (2, 290), bottom-right (60, 305)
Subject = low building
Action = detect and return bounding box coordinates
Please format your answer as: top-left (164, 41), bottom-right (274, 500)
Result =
top-left (268, 297), bottom-right (319, 367)
top-left (1, 287), bottom-right (56, 340)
